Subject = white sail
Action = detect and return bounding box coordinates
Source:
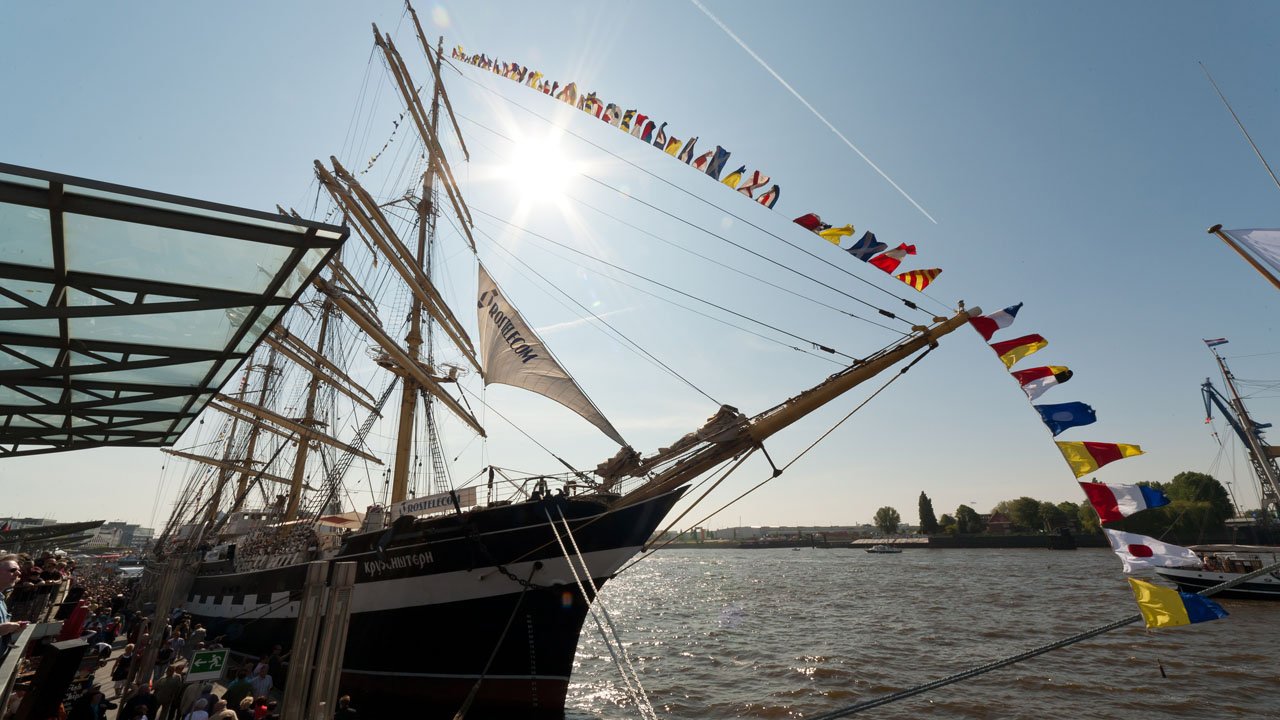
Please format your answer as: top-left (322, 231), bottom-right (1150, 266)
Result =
top-left (477, 264), bottom-right (626, 446)
top-left (1223, 228), bottom-right (1280, 282)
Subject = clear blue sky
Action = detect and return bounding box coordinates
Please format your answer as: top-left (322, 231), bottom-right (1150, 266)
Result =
top-left (2, 1), bottom-right (1279, 530)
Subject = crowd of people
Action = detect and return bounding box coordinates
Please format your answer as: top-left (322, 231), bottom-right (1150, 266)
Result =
top-left (0, 553), bottom-right (359, 720)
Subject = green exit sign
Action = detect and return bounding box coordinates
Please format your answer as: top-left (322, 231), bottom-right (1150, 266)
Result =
top-left (187, 649), bottom-right (230, 682)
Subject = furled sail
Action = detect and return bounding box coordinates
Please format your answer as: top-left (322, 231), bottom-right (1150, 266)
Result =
top-left (477, 264), bottom-right (626, 446)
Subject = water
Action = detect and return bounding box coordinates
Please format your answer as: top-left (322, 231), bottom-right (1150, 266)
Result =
top-left (565, 548), bottom-right (1280, 718)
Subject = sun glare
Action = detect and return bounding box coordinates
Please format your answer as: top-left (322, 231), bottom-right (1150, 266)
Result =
top-left (506, 135), bottom-right (577, 206)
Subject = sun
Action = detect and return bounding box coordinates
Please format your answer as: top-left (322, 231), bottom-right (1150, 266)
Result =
top-left (505, 133), bottom-right (578, 206)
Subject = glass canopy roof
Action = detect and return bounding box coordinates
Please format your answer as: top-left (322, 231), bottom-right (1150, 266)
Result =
top-left (0, 163), bottom-right (348, 458)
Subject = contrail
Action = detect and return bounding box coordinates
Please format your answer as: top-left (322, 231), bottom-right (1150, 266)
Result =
top-left (689, 0), bottom-right (938, 224)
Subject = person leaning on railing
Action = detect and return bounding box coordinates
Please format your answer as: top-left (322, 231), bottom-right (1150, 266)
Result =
top-left (0, 554), bottom-right (29, 658)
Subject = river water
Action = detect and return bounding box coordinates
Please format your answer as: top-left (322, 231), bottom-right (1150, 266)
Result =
top-left (564, 548), bottom-right (1278, 719)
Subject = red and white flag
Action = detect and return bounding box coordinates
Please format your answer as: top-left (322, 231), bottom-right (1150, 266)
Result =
top-left (968, 303), bottom-right (1023, 341)
top-left (736, 170), bottom-right (771, 198)
top-left (1103, 529), bottom-right (1199, 573)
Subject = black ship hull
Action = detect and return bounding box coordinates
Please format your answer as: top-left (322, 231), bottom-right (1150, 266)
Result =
top-left (181, 488), bottom-right (684, 717)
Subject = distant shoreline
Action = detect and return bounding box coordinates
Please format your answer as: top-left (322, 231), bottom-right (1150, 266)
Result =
top-left (659, 534), bottom-right (1110, 550)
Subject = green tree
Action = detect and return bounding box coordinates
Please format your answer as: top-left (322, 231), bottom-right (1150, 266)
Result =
top-left (938, 513), bottom-right (956, 535)
top-left (1056, 501), bottom-right (1080, 528)
top-left (918, 492), bottom-right (940, 535)
top-left (1039, 501), bottom-right (1069, 530)
top-left (1077, 502), bottom-right (1101, 534)
top-left (874, 506), bottom-right (901, 535)
top-left (995, 496), bottom-right (1043, 531)
top-left (955, 504), bottom-right (984, 534)
top-left (1165, 472), bottom-right (1234, 523)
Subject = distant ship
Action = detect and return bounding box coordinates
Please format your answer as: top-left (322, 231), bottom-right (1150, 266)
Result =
top-left (1157, 340), bottom-right (1280, 600)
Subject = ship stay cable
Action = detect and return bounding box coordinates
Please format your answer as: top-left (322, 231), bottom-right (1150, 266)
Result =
top-left (481, 228), bottom-right (849, 363)
top-left (443, 67), bottom-right (932, 318)
top-left (567, 193), bottom-right (908, 334)
top-left (454, 109), bottom-right (918, 329)
top-left (618, 345), bottom-right (936, 576)
top-left (458, 385), bottom-right (586, 478)
top-left (475, 309), bottom-right (975, 581)
top-left (472, 208), bottom-right (863, 362)
top-left (480, 222), bottom-right (848, 367)
top-left (472, 225), bottom-right (719, 403)
top-left (544, 507), bottom-right (659, 720)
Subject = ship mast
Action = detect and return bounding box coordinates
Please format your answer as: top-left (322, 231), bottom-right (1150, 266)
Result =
top-left (1206, 347), bottom-right (1280, 514)
top-left (201, 368), bottom-right (252, 524)
top-left (232, 348), bottom-right (279, 511)
top-left (285, 296), bottom-right (333, 520)
top-left (389, 41), bottom-right (448, 505)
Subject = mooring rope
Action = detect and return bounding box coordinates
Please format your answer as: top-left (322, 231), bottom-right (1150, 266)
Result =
top-left (554, 506), bottom-right (658, 720)
top-left (544, 508), bottom-right (659, 720)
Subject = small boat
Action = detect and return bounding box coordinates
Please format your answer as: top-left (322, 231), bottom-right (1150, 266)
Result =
top-left (865, 544), bottom-right (902, 554)
top-left (1156, 545), bottom-right (1280, 600)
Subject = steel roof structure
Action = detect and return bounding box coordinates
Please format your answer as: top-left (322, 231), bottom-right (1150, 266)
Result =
top-left (0, 163), bottom-right (348, 458)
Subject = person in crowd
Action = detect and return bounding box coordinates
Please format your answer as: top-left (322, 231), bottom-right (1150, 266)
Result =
top-left (207, 700), bottom-right (236, 720)
top-left (266, 645), bottom-right (288, 689)
top-left (260, 701), bottom-right (279, 720)
top-left (333, 695), bottom-right (357, 720)
top-left (187, 624), bottom-right (206, 651)
top-left (121, 684), bottom-right (160, 720)
top-left (154, 664), bottom-right (186, 720)
top-left (196, 685), bottom-right (218, 716)
top-left (111, 644), bottom-right (137, 697)
top-left (153, 642), bottom-right (175, 683)
top-left (234, 697), bottom-right (254, 720)
top-left (178, 679), bottom-right (205, 720)
top-left (0, 555), bottom-right (28, 658)
top-left (250, 696), bottom-right (269, 720)
top-left (248, 665), bottom-right (273, 699)
top-left (182, 699), bottom-right (209, 720)
top-left (221, 669), bottom-right (253, 711)
top-left (167, 632), bottom-right (185, 661)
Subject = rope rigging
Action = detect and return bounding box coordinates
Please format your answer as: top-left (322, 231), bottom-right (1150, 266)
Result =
top-left (471, 207), bottom-right (864, 363)
top-left (442, 66), bottom-right (936, 319)
top-left (453, 108), bottom-right (922, 331)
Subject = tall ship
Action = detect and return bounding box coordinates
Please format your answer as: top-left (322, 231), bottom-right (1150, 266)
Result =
top-left (1155, 341), bottom-right (1280, 599)
top-left (143, 9), bottom-right (981, 717)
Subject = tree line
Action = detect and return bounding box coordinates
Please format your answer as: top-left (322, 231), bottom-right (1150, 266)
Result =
top-left (870, 472), bottom-right (1236, 542)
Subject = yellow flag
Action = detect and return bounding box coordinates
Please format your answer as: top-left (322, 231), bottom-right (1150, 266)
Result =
top-left (664, 138), bottom-right (683, 156)
top-left (721, 166), bottom-right (745, 188)
top-left (1054, 441), bottom-right (1143, 478)
top-left (818, 224), bottom-right (855, 245)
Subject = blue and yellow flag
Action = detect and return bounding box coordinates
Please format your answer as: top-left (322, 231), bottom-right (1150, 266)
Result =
top-left (1127, 578), bottom-right (1228, 629)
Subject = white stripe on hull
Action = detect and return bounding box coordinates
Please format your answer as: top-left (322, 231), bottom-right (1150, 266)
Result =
top-left (182, 545), bottom-right (642, 619)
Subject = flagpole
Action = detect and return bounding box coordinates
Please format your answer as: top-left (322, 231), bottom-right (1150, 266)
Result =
top-left (1208, 224), bottom-right (1280, 292)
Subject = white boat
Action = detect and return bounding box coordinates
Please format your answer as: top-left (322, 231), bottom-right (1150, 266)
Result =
top-left (1156, 545), bottom-right (1280, 600)
top-left (865, 544), bottom-right (902, 554)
